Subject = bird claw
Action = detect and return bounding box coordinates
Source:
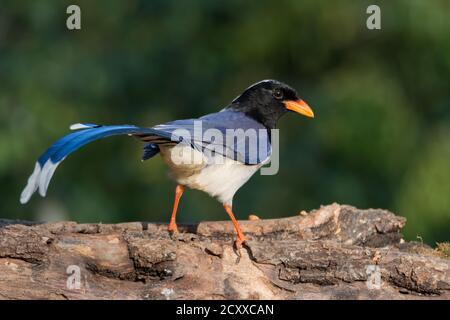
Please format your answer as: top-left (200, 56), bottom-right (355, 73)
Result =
top-left (234, 238), bottom-right (244, 250)
top-left (168, 223), bottom-right (179, 240)
top-left (169, 231), bottom-right (180, 241)
top-left (168, 222), bottom-right (178, 233)
top-left (233, 237), bottom-right (247, 262)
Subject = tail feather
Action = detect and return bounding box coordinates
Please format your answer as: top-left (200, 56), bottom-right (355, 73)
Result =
top-left (20, 123), bottom-right (166, 204)
top-left (142, 143), bottom-right (160, 161)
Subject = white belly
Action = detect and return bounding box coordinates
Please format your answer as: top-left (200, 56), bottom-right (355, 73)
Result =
top-left (159, 144), bottom-right (262, 205)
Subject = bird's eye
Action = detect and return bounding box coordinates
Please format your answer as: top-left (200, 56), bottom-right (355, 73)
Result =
top-left (273, 89), bottom-right (283, 100)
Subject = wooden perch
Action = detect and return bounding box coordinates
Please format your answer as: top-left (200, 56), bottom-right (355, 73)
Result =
top-left (0, 203), bottom-right (449, 300)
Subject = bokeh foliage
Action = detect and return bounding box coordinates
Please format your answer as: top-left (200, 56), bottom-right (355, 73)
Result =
top-left (0, 0), bottom-right (449, 244)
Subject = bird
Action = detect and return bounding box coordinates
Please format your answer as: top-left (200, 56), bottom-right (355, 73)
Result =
top-left (20, 79), bottom-right (314, 248)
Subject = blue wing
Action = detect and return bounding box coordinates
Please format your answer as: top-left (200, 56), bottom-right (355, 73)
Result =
top-left (146, 110), bottom-right (272, 164)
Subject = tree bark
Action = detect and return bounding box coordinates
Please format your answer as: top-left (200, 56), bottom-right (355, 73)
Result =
top-left (0, 203), bottom-right (449, 300)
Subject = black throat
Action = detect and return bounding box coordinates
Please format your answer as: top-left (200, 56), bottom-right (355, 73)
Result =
top-left (227, 102), bottom-right (286, 130)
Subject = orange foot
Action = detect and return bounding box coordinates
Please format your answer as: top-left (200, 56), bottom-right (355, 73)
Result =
top-left (234, 235), bottom-right (246, 250)
top-left (168, 221), bottom-right (178, 234)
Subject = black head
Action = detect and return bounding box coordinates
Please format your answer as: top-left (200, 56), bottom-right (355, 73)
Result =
top-left (226, 79), bottom-right (314, 129)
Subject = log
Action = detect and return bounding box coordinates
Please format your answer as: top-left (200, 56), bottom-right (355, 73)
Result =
top-left (0, 203), bottom-right (449, 300)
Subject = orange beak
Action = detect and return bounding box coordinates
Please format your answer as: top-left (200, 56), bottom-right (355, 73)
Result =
top-left (284, 99), bottom-right (314, 118)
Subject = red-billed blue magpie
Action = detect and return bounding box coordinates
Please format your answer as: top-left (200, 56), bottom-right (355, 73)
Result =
top-left (20, 80), bottom-right (314, 247)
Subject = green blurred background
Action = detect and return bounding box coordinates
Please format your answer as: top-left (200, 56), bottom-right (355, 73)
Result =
top-left (1, 0), bottom-right (449, 245)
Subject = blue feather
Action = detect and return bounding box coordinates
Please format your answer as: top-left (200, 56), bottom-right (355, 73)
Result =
top-left (20, 124), bottom-right (171, 204)
top-left (21, 111), bottom-right (272, 204)
top-left (153, 110), bottom-right (272, 164)
top-left (142, 144), bottom-right (160, 161)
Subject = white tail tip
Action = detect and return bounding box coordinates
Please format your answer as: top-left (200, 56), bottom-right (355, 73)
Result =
top-left (70, 123), bottom-right (91, 130)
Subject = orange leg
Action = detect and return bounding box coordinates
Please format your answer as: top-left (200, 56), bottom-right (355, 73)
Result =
top-left (168, 185), bottom-right (184, 233)
top-left (223, 204), bottom-right (246, 248)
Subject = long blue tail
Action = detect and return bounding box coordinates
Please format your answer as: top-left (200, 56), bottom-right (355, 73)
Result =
top-left (20, 123), bottom-right (164, 204)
